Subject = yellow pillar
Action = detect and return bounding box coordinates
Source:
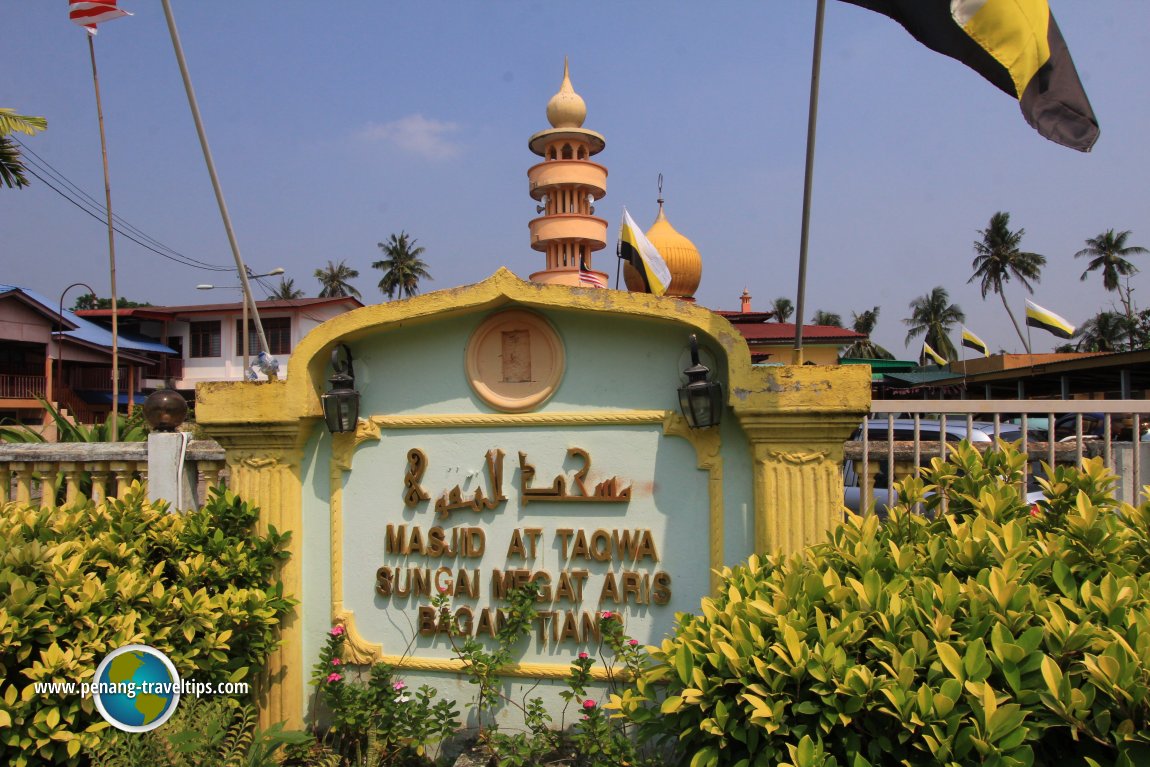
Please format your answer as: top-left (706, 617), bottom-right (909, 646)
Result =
top-left (733, 365), bottom-right (869, 556)
top-left (196, 380), bottom-right (313, 730)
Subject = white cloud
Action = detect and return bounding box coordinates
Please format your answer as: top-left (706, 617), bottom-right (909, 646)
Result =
top-left (358, 114), bottom-right (463, 160)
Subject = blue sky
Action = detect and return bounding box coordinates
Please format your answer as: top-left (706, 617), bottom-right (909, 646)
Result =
top-left (4, 2), bottom-right (1148, 357)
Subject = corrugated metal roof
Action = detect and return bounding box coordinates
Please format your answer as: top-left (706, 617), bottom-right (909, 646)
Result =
top-left (0, 284), bottom-right (176, 355)
top-left (76, 295), bottom-right (364, 318)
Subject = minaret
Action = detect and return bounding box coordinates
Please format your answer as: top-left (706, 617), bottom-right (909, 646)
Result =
top-left (527, 60), bottom-right (609, 287)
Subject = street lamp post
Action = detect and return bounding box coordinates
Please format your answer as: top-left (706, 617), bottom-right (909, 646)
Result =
top-left (197, 267), bottom-right (283, 376)
top-left (56, 282), bottom-right (97, 411)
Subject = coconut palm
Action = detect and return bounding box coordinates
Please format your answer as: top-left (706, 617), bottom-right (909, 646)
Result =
top-left (374, 231), bottom-right (432, 300)
top-left (314, 260), bottom-right (362, 299)
top-left (841, 306), bottom-right (895, 359)
top-left (812, 310), bottom-right (843, 328)
top-left (1075, 229), bottom-right (1148, 321)
top-left (904, 286), bottom-right (965, 361)
top-left (0, 109), bottom-right (47, 189)
top-left (770, 297), bottom-right (794, 323)
top-left (1075, 311), bottom-right (1132, 353)
top-left (268, 277), bottom-right (304, 300)
top-left (969, 211), bottom-right (1046, 353)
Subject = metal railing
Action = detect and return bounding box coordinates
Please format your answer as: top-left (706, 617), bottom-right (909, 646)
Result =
top-left (845, 400), bottom-right (1150, 515)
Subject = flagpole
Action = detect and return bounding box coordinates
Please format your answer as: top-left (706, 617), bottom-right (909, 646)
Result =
top-left (160, 0), bottom-right (272, 378)
top-left (792, 0), bottom-right (827, 365)
top-left (87, 33), bottom-right (121, 441)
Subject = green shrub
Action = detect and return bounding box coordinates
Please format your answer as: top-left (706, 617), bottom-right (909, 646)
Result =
top-left (614, 443), bottom-right (1150, 767)
top-left (86, 694), bottom-right (311, 767)
top-left (0, 484), bottom-right (295, 766)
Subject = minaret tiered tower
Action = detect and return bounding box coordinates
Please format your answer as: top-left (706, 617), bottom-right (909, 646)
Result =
top-left (527, 60), bottom-right (610, 287)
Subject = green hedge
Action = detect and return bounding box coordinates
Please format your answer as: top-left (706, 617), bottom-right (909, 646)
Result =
top-left (0, 484), bottom-right (294, 766)
top-left (616, 444), bottom-right (1150, 767)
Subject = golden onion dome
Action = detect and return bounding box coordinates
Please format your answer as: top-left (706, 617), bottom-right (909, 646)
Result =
top-left (546, 58), bottom-right (587, 129)
top-left (624, 202), bottom-right (702, 300)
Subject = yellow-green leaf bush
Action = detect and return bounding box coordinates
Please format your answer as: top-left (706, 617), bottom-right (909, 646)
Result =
top-left (615, 444), bottom-right (1150, 767)
top-left (0, 484), bottom-right (294, 766)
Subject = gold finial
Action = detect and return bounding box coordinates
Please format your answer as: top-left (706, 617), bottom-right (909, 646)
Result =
top-left (546, 57), bottom-right (587, 129)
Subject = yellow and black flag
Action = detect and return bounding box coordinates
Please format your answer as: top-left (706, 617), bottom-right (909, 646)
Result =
top-left (838, 0), bottom-right (1098, 151)
top-left (1026, 299), bottom-right (1075, 339)
top-left (922, 340), bottom-right (948, 366)
top-left (961, 326), bottom-right (990, 356)
top-left (618, 208), bottom-right (671, 297)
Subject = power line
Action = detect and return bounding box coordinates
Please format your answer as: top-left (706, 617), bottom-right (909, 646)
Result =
top-left (13, 136), bottom-right (234, 273)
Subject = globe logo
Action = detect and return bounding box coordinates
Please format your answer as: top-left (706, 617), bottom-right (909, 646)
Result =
top-left (92, 645), bottom-right (181, 732)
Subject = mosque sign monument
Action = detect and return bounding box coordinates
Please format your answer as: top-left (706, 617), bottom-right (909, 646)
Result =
top-left (196, 64), bottom-right (869, 729)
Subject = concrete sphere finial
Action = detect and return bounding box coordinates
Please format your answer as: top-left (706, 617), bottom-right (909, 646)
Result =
top-left (546, 58), bottom-right (587, 129)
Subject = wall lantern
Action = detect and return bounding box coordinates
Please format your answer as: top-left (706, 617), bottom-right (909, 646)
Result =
top-left (321, 344), bottom-right (360, 434)
top-left (678, 334), bottom-right (723, 429)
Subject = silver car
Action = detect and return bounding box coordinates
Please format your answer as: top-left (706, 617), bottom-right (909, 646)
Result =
top-left (844, 418), bottom-right (1037, 513)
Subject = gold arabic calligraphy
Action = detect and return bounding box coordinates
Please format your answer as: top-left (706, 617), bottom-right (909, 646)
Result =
top-left (402, 446), bottom-right (632, 519)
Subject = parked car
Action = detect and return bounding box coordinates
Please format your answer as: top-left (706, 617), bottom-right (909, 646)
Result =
top-left (1052, 412), bottom-right (1137, 441)
top-left (844, 418), bottom-right (1039, 513)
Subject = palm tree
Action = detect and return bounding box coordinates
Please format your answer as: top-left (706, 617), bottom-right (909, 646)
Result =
top-left (770, 297), bottom-right (794, 323)
top-left (812, 310), bottom-right (842, 327)
top-left (969, 211), bottom-right (1046, 353)
top-left (1075, 311), bottom-right (1132, 353)
top-left (374, 231), bottom-right (432, 300)
top-left (314, 260), bottom-right (362, 299)
top-left (1075, 229), bottom-right (1148, 321)
top-left (0, 109), bottom-right (47, 189)
top-left (904, 286), bottom-right (965, 362)
top-left (268, 277), bottom-right (304, 300)
top-left (841, 306), bottom-right (895, 359)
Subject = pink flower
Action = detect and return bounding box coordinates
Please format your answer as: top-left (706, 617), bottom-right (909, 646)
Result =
top-left (582, 699), bottom-right (596, 710)
top-left (628, 639), bottom-right (639, 647)
top-left (326, 672), bottom-right (342, 683)
top-left (330, 625), bottom-right (346, 637)
top-left (438, 584), bottom-right (450, 594)
top-left (331, 658), bottom-right (342, 666)
top-left (600, 611), bottom-right (613, 620)
top-left (393, 681), bottom-right (407, 691)
top-left (578, 651), bottom-right (589, 659)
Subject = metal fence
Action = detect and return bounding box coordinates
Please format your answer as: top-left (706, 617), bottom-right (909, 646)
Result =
top-left (845, 400), bottom-right (1150, 515)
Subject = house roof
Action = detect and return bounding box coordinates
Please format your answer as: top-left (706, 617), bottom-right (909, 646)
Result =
top-left (721, 320), bottom-right (866, 345)
top-left (76, 295), bottom-right (365, 320)
top-left (0, 284), bottom-right (176, 357)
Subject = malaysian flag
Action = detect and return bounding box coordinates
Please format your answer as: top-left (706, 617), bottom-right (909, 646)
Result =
top-left (69, 1), bottom-right (131, 34)
top-left (579, 258), bottom-right (606, 289)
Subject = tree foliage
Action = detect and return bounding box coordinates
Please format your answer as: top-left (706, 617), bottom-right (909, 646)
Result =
top-left (970, 211), bottom-right (1046, 353)
top-left (267, 276), bottom-right (304, 300)
top-left (70, 294), bottom-right (151, 311)
top-left (771, 297), bottom-right (794, 323)
top-left (842, 306), bottom-right (895, 360)
top-left (0, 109), bottom-right (47, 190)
top-left (904, 286), bottom-right (965, 362)
top-left (373, 232), bottom-right (432, 300)
top-left (811, 310), bottom-right (842, 328)
top-left (314, 260), bottom-right (362, 299)
top-left (1075, 229), bottom-right (1148, 320)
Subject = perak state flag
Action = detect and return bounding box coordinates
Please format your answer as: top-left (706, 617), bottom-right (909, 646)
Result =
top-left (922, 340), bottom-right (948, 366)
top-left (1026, 299), bottom-right (1075, 339)
top-left (961, 326), bottom-right (990, 356)
top-left (69, 1), bottom-right (131, 34)
top-left (837, 0), bottom-right (1098, 151)
top-left (618, 208), bottom-right (671, 297)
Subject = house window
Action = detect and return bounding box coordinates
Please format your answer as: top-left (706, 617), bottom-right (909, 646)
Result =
top-left (236, 317), bottom-right (291, 356)
top-left (189, 321), bottom-right (221, 358)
